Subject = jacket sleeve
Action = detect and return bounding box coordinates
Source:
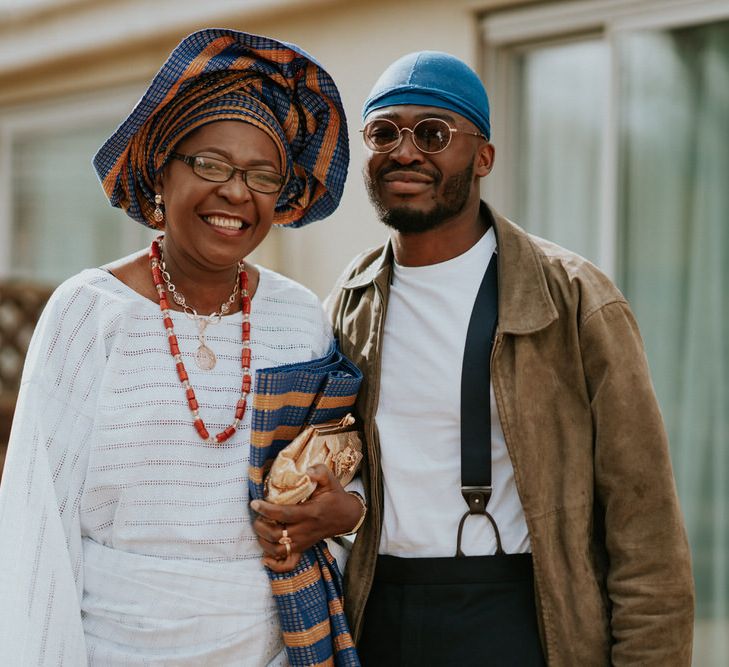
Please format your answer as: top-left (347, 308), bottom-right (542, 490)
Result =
top-left (580, 300), bottom-right (694, 666)
top-left (0, 284), bottom-right (105, 665)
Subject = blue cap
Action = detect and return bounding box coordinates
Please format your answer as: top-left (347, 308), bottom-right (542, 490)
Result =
top-left (362, 51), bottom-right (491, 139)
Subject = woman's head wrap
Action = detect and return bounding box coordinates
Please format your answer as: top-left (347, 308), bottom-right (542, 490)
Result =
top-left (362, 50), bottom-right (491, 139)
top-left (93, 29), bottom-right (349, 228)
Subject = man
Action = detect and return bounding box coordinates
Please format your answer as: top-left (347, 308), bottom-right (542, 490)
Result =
top-left (325, 51), bottom-right (694, 665)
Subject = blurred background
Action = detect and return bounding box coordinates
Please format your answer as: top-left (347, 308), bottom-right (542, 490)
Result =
top-left (0, 0), bottom-right (726, 663)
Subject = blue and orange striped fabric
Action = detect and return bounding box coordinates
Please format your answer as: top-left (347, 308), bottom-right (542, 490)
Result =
top-left (93, 28), bottom-right (348, 228)
top-left (249, 343), bottom-right (363, 666)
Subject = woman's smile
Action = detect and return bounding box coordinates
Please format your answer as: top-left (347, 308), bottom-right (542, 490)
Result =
top-left (201, 213), bottom-right (251, 233)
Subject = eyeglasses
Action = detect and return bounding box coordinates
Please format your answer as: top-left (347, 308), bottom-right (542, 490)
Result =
top-left (360, 117), bottom-right (486, 154)
top-left (171, 153), bottom-right (285, 194)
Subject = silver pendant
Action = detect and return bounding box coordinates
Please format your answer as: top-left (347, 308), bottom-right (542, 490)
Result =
top-left (195, 344), bottom-right (217, 370)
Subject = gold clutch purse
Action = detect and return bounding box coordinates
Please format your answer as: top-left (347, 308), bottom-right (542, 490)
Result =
top-left (264, 413), bottom-right (363, 505)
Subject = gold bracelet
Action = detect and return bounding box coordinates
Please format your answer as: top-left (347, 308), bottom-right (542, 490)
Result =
top-left (335, 491), bottom-right (367, 537)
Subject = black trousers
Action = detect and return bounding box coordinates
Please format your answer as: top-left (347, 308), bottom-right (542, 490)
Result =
top-left (357, 553), bottom-right (546, 667)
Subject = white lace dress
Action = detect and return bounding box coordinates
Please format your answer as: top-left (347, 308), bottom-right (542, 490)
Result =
top-left (0, 267), bottom-right (332, 666)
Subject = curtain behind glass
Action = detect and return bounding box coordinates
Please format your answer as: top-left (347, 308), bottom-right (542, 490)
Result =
top-left (11, 125), bottom-right (153, 285)
top-left (516, 39), bottom-right (609, 267)
top-left (619, 22), bottom-right (729, 666)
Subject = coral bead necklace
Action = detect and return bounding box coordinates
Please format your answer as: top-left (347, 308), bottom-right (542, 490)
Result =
top-left (149, 236), bottom-right (252, 444)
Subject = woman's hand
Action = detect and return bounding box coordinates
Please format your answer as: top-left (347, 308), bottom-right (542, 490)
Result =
top-left (251, 464), bottom-right (364, 573)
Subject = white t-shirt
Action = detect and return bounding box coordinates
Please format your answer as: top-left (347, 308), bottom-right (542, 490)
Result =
top-left (375, 228), bottom-right (531, 557)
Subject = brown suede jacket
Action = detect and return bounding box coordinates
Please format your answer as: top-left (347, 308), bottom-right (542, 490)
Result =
top-left (326, 206), bottom-right (694, 666)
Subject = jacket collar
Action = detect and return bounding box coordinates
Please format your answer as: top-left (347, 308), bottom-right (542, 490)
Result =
top-left (341, 202), bottom-right (558, 335)
top-left (491, 206), bottom-right (558, 334)
top-left (341, 242), bottom-right (393, 293)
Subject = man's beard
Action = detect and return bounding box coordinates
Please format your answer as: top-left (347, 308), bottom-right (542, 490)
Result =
top-left (365, 162), bottom-right (474, 234)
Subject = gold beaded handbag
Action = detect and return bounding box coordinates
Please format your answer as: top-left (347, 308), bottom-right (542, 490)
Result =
top-left (264, 413), bottom-right (363, 505)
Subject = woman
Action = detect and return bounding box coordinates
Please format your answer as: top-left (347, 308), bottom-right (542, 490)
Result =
top-left (0, 29), bottom-right (362, 665)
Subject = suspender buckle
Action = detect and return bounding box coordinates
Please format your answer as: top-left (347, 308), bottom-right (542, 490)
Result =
top-left (456, 485), bottom-right (504, 557)
top-left (461, 485), bottom-right (492, 515)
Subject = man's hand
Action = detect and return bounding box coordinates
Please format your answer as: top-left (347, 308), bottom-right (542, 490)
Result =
top-left (251, 464), bottom-right (363, 573)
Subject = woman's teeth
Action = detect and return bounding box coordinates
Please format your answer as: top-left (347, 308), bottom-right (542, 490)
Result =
top-left (203, 215), bottom-right (244, 230)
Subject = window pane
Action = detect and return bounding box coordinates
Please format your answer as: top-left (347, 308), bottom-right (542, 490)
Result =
top-left (619, 20), bottom-right (729, 662)
top-left (11, 125), bottom-right (154, 284)
top-left (516, 39), bottom-right (609, 267)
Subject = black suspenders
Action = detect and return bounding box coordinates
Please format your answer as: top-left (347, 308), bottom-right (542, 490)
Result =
top-left (457, 252), bottom-right (503, 557)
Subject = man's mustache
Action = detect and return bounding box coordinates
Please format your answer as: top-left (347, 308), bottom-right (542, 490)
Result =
top-left (376, 165), bottom-right (440, 181)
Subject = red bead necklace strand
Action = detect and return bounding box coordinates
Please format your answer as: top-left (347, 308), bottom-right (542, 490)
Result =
top-left (149, 237), bottom-right (252, 444)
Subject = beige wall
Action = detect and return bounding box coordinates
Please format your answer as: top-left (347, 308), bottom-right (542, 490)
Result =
top-left (0, 0), bottom-right (528, 297)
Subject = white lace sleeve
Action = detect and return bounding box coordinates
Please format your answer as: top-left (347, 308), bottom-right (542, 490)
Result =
top-left (0, 276), bottom-right (110, 664)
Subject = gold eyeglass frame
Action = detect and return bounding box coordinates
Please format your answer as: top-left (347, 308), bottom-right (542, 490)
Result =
top-left (360, 117), bottom-right (486, 154)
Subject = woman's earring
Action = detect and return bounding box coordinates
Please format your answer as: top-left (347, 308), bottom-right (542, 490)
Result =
top-left (153, 193), bottom-right (164, 224)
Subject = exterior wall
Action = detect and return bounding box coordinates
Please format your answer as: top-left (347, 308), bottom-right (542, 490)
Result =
top-left (0, 0), bottom-right (525, 297)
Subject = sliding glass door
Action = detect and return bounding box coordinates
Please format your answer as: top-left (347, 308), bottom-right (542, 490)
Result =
top-left (619, 22), bottom-right (728, 660)
top-left (515, 38), bottom-right (609, 266)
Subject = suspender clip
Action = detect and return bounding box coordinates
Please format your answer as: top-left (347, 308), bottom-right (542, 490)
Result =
top-left (456, 486), bottom-right (504, 557)
top-left (461, 485), bottom-right (492, 515)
